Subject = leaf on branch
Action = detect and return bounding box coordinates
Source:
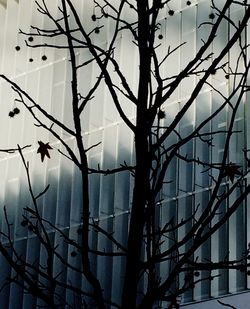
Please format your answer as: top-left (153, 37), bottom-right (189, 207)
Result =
top-left (37, 141), bottom-right (52, 162)
top-left (221, 163), bottom-right (242, 183)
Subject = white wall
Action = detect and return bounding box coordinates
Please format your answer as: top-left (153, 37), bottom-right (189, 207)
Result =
top-left (0, 0), bottom-right (249, 308)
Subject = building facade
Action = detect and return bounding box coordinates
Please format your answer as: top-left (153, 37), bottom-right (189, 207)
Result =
top-left (0, 0), bottom-right (250, 308)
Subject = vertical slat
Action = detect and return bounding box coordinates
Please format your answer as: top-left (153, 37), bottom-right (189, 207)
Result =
top-left (0, 1), bottom-right (249, 308)
top-left (1, 0), bottom-right (19, 76)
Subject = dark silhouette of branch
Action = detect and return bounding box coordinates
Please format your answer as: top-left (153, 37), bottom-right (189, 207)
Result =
top-left (218, 299), bottom-right (237, 309)
top-left (0, 1), bottom-right (250, 308)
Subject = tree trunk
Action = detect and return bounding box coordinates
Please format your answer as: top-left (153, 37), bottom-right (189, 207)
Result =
top-left (121, 1), bottom-right (152, 306)
top-left (121, 131), bottom-right (150, 308)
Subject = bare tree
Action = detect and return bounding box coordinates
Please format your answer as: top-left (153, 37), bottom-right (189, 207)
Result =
top-left (0, 0), bottom-right (250, 308)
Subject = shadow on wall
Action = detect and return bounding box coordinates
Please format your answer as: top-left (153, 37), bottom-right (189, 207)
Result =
top-left (182, 291), bottom-right (250, 309)
top-left (0, 148), bottom-right (132, 308)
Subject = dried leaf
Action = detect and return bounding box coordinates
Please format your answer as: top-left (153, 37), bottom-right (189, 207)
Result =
top-left (222, 163), bottom-right (241, 183)
top-left (37, 141), bottom-right (52, 162)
